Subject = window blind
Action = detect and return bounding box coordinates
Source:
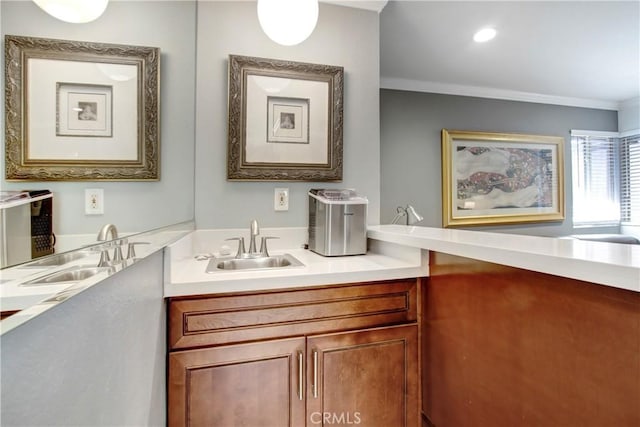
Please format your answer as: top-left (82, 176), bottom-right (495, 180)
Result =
top-left (571, 134), bottom-right (620, 225)
top-left (620, 134), bottom-right (640, 224)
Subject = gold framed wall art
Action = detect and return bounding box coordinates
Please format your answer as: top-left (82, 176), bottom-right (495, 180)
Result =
top-left (442, 129), bottom-right (565, 227)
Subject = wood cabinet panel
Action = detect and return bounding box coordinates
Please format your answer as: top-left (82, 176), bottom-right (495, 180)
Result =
top-left (168, 337), bottom-right (306, 427)
top-left (169, 279), bottom-right (418, 350)
top-left (307, 324), bottom-right (420, 427)
top-left (168, 279), bottom-right (421, 426)
top-left (423, 251), bottom-right (640, 427)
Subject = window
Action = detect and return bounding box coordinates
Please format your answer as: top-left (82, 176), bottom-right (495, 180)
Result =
top-left (571, 131), bottom-right (620, 226)
top-left (620, 134), bottom-right (640, 224)
top-left (571, 130), bottom-right (640, 228)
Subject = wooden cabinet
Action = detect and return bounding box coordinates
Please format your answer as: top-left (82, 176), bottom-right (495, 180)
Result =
top-left (308, 324), bottom-right (418, 427)
top-left (423, 252), bottom-right (640, 427)
top-left (168, 279), bottom-right (420, 427)
top-left (169, 337), bottom-right (306, 426)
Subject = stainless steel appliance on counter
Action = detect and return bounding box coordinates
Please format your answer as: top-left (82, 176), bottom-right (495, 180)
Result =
top-left (0, 190), bottom-right (54, 268)
top-left (308, 189), bottom-right (368, 256)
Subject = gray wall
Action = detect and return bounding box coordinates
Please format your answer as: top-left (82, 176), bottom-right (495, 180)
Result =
top-left (619, 97), bottom-right (640, 132)
top-left (194, 1), bottom-right (381, 229)
top-left (380, 90), bottom-right (619, 236)
top-left (0, 1), bottom-right (196, 236)
top-left (0, 252), bottom-right (166, 426)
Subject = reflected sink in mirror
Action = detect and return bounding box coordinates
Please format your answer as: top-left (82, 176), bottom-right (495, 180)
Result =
top-left (206, 253), bottom-right (304, 273)
top-left (20, 266), bottom-right (115, 286)
top-left (19, 251), bottom-right (93, 268)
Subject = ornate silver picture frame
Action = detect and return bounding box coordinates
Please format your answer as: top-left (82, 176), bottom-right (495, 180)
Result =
top-left (227, 55), bottom-right (344, 181)
top-left (5, 35), bottom-right (160, 181)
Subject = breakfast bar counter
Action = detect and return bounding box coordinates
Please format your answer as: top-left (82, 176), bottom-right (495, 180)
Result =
top-left (367, 225), bottom-right (640, 292)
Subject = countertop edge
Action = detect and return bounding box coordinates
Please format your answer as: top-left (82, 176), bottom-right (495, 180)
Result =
top-left (367, 226), bottom-right (640, 293)
top-left (164, 266), bottom-right (427, 298)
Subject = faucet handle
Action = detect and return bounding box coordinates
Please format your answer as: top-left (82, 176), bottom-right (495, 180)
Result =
top-left (112, 245), bottom-right (125, 264)
top-left (259, 236), bottom-right (279, 257)
top-left (126, 242), bottom-right (150, 259)
top-left (225, 237), bottom-right (246, 258)
top-left (97, 246), bottom-right (112, 267)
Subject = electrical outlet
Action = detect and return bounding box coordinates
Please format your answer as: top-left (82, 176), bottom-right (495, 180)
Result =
top-left (274, 188), bottom-right (289, 211)
top-left (85, 188), bottom-right (104, 215)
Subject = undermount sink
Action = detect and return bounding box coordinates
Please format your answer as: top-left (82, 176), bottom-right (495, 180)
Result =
top-left (206, 253), bottom-right (304, 272)
top-left (20, 266), bottom-right (115, 286)
top-left (21, 251), bottom-right (91, 268)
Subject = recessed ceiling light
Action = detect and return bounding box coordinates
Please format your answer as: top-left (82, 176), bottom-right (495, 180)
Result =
top-left (473, 28), bottom-right (497, 43)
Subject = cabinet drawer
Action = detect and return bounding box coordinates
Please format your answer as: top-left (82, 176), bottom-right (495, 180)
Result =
top-left (168, 279), bottom-right (418, 350)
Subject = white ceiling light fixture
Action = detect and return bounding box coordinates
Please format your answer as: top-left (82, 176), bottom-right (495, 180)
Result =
top-left (473, 27), bottom-right (497, 43)
top-left (257, 0), bottom-right (319, 46)
top-left (32, 0), bottom-right (108, 24)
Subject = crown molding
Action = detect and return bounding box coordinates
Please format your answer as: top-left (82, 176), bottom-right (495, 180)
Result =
top-left (380, 77), bottom-right (620, 111)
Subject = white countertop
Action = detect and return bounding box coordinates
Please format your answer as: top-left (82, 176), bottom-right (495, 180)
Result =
top-left (368, 225), bottom-right (640, 292)
top-left (164, 235), bottom-right (428, 297)
top-left (0, 252), bottom-right (104, 311)
top-left (165, 226), bottom-right (639, 297)
top-left (0, 222), bottom-right (194, 335)
top-left (7, 222), bottom-right (635, 332)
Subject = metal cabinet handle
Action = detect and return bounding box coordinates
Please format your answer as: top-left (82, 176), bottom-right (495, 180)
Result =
top-left (298, 351), bottom-right (304, 401)
top-left (312, 350), bottom-right (318, 398)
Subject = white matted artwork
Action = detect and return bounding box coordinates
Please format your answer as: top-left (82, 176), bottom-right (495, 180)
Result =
top-left (266, 96), bottom-right (309, 144)
top-left (227, 55), bottom-right (344, 181)
top-left (27, 58), bottom-right (137, 162)
top-left (246, 75), bottom-right (327, 165)
top-left (56, 83), bottom-right (113, 137)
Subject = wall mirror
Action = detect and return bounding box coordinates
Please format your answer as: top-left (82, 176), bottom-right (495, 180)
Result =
top-left (1, 1), bottom-right (197, 273)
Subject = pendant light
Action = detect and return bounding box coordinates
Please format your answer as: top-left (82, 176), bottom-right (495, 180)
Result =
top-left (32, 0), bottom-right (109, 24)
top-left (257, 0), bottom-right (319, 46)
top-left (473, 27), bottom-right (497, 43)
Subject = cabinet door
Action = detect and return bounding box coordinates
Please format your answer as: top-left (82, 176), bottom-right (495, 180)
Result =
top-left (307, 324), bottom-right (419, 427)
top-left (169, 337), bottom-right (306, 427)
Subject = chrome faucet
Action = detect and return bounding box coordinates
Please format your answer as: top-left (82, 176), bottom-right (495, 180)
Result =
top-left (96, 223), bottom-right (123, 266)
top-left (248, 219), bottom-right (260, 256)
top-left (97, 223), bottom-right (118, 241)
top-left (226, 220), bottom-right (278, 259)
